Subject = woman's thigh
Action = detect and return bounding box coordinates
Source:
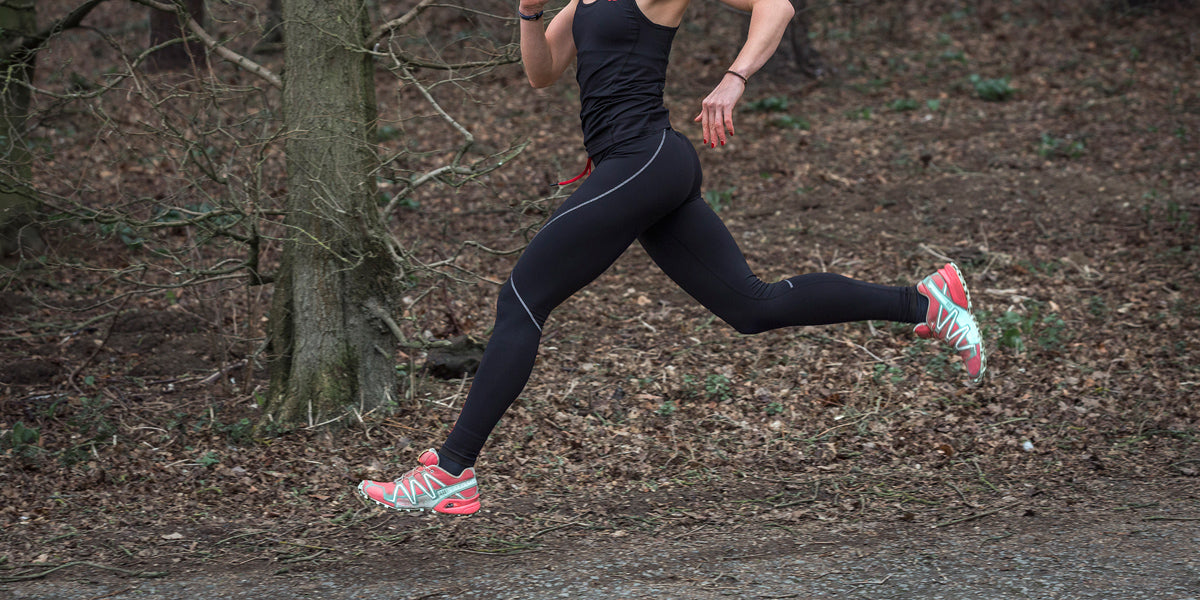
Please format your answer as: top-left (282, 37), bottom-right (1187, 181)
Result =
top-left (508, 130), bottom-right (699, 325)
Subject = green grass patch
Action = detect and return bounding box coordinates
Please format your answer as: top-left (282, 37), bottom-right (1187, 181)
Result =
top-left (1036, 132), bottom-right (1086, 159)
top-left (969, 74), bottom-right (1014, 102)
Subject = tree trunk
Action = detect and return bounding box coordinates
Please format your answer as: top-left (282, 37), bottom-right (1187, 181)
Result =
top-left (146, 0), bottom-right (206, 72)
top-left (262, 0), bottom-right (399, 428)
top-left (254, 0), bottom-right (284, 53)
top-left (786, 0), bottom-right (826, 79)
top-left (755, 0), bottom-right (827, 80)
top-left (0, 0), bottom-right (42, 257)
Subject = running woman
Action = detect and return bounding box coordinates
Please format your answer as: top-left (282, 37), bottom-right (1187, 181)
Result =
top-left (359, 0), bottom-right (987, 515)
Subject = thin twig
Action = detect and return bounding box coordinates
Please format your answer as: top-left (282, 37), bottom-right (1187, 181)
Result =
top-left (279, 549), bottom-right (328, 564)
top-left (67, 296), bottom-right (131, 395)
top-left (128, 0), bottom-right (281, 88)
top-left (215, 529), bottom-right (270, 546)
top-left (198, 359), bottom-right (248, 386)
top-left (0, 561), bottom-right (168, 583)
top-left (529, 521), bottom-right (588, 538)
top-left (87, 586), bottom-right (134, 600)
top-left (455, 548), bottom-right (543, 556)
top-left (272, 539), bottom-right (340, 553)
top-left (0, 309), bottom-right (122, 342)
top-left (946, 480), bottom-right (976, 508)
top-left (807, 411), bottom-right (878, 442)
top-left (919, 243), bottom-right (956, 264)
top-left (672, 524), bottom-right (708, 540)
top-left (0, 0), bottom-right (111, 61)
top-left (370, 0), bottom-right (437, 48)
top-left (932, 502), bottom-right (1019, 528)
top-left (850, 573), bottom-right (893, 585)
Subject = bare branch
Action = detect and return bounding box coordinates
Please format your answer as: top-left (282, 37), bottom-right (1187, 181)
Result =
top-left (1, 0), bottom-right (113, 63)
top-left (127, 0), bottom-right (282, 88)
top-left (369, 0), bottom-right (437, 49)
top-left (382, 142), bottom-right (527, 215)
top-left (370, 46), bottom-right (520, 72)
top-left (13, 0), bottom-right (538, 392)
top-left (396, 64), bottom-right (474, 147)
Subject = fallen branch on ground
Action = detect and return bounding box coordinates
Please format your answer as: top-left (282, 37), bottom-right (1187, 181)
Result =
top-left (0, 561), bottom-right (169, 583)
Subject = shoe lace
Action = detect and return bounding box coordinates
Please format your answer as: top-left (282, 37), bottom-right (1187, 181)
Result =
top-left (392, 465), bottom-right (440, 504)
top-left (393, 464), bottom-right (426, 484)
top-left (926, 278), bottom-right (981, 353)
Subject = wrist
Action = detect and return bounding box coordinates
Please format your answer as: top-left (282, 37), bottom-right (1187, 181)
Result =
top-left (724, 69), bottom-right (749, 85)
top-left (519, 4), bottom-right (545, 19)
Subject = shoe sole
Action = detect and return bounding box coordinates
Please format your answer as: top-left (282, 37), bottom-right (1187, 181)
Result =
top-left (923, 263), bottom-right (987, 385)
top-left (948, 262), bottom-right (988, 383)
top-left (946, 262), bottom-right (973, 312)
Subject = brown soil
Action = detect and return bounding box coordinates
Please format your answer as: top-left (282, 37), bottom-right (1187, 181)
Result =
top-left (2, 0), bottom-right (1198, 596)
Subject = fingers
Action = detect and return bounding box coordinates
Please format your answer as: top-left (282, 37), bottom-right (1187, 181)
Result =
top-left (712, 106), bottom-right (733, 147)
top-left (708, 105), bottom-right (720, 147)
top-left (715, 106), bottom-right (731, 147)
top-left (696, 104), bottom-right (735, 148)
top-left (696, 78), bottom-right (743, 148)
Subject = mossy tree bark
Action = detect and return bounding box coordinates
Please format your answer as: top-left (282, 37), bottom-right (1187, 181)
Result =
top-left (0, 0), bottom-right (42, 257)
top-left (262, 0), bottom-right (400, 428)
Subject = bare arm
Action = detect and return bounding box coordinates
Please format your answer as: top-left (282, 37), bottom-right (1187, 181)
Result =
top-left (722, 0), bottom-right (794, 82)
top-left (520, 0), bottom-right (579, 88)
top-left (695, 0), bottom-right (795, 147)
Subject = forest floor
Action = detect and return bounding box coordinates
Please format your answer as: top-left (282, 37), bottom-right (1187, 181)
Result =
top-left (2, 1), bottom-right (1199, 598)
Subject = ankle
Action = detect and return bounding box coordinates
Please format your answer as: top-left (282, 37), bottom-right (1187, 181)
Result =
top-left (911, 285), bottom-right (931, 323)
top-left (438, 454), bottom-right (469, 478)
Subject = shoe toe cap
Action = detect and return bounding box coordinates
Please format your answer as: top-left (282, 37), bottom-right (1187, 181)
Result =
top-left (359, 480), bottom-right (395, 504)
top-left (962, 348), bottom-right (987, 383)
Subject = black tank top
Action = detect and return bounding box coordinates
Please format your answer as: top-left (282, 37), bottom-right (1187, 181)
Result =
top-left (573, 0), bottom-right (677, 157)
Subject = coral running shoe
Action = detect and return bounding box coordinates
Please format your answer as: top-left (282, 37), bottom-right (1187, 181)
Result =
top-left (358, 449), bottom-right (480, 515)
top-left (914, 263), bottom-right (987, 384)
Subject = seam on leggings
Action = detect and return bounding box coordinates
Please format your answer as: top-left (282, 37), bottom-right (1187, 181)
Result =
top-left (542, 130), bottom-right (667, 231)
top-left (509, 276), bottom-right (542, 332)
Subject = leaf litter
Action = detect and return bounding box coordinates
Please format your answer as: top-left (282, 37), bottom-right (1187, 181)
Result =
top-left (1, 0), bottom-right (1198, 588)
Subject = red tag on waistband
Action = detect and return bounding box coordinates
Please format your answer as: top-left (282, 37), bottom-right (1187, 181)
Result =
top-left (556, 157), bottom-right (593, 186)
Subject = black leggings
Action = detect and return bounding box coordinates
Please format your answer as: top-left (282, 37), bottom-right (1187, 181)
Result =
top-left (439, 129), bottom-right (924, 467)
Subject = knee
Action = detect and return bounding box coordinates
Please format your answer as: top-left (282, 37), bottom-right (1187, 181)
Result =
top-left (495, 282), bottom-right (525, 321)
top-left (721, 312), bottom-right (770, 335)
top-left (495, 280), bottom-right (545, 331)
top-left (720, 280), bottom-right (796, 334)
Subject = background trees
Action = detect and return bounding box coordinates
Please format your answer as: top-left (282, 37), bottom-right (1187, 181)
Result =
top-left (0, 0), bottom-right (39, 256)
top-left (145, 0), bottom-right (205, 72)
top-left (1, 0), bottom-right (522, 428)
top-left (2, 0), bottom-right (1195, 448)
top-left (263, 0), bottom-right (398, 426)
top-left (0, 0), bottom-right (833, 429)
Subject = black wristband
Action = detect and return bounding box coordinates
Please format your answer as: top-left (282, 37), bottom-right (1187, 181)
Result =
top-left (725, 69), bottom-right (749, 84)
top-left (519, 9), bottom-right (544, 20)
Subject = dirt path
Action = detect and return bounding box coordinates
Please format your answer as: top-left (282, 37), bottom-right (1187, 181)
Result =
top-left (6, 480), bottom-right (1198, 600)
